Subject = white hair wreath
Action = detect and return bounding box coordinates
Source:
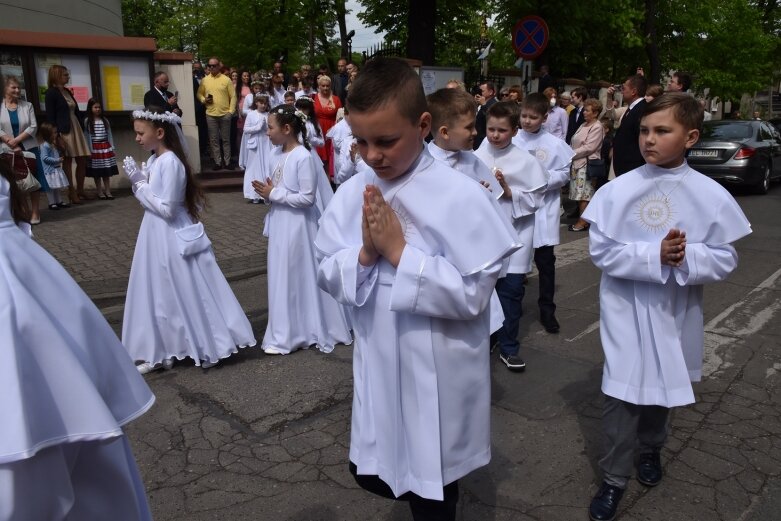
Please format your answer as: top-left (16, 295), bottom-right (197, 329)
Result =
top-left (132, 109), bottom-right (182, 125)
top-left (275, 107), bottom-right (308, 123)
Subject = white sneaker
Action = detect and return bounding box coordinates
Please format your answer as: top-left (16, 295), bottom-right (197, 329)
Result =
top-left (263, 346), bottom-right (285, 355)
top-left (136, 362), bottom-right (162, 374)
top-left (201, 360), bottom-right (219, 369)
top-left (162, 358), bottom-right (175, 370)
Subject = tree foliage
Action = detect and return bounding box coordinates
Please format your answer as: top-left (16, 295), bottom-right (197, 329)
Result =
top-left (123, 0), bottom-right (780, 98)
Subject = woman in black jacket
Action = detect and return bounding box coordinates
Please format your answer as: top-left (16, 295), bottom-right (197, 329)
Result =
top-left (45, 65), bottom-right (91, 203)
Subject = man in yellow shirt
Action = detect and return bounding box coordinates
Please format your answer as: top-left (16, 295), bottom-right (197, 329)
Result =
top-left (197, 57), bottom-right (236, 169)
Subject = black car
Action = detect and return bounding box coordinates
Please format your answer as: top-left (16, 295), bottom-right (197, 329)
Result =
top-left (687, 120), bottom-right (781, 194)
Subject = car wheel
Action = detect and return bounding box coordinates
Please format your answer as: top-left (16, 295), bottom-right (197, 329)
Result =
top-left (753, 163), bottom-right (771, 195)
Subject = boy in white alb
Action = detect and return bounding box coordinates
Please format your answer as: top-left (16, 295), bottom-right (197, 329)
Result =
top-left (583, 93), bottom-right (751, 521)
top-left (315, 58), bottom-right (520, 521)
top-left (512, 93), bottom-right (574, 334)
top-left (475, 101), bottom-right (548, 371)
top-left (426, 87), bottom-right (508, 334)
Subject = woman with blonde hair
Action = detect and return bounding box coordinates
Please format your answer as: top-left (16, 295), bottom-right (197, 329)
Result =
top-left (44, 64), bottom-right (91, 203)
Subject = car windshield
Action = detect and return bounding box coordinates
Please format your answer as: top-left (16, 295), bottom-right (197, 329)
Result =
top-left (700, 122), bottom-right (753, 140)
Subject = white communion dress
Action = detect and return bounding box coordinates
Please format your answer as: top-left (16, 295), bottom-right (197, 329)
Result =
top-left (0, 175), bottom-right (155, 520)
top-left (122, 151), bottom-right (257, 366)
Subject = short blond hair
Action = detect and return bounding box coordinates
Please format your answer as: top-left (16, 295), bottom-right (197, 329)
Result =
top-left (47, 64), bottom-right (68, 88)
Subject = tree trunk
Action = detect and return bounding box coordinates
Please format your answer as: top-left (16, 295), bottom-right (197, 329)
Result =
top-left (644, 0), bottom-right (661, 84)
top-left (406, 0), bottom-right (436, 64)
top-left (335, 0), bottom-right (349, 59)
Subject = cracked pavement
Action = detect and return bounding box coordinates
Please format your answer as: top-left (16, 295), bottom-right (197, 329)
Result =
top-left (33, 187), bottom-right (781, 520)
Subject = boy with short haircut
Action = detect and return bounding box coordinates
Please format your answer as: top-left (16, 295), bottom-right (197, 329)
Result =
top-left (583, 93), bottom-right (751, 521)
top-left (426, 88), bottom-right (503, 195)
top-left (512, 93), bottom-right (574, 334)
top-left (475, 102), bottom-right (549, 371)
top-left (315, 58), bottom-right (520, 520)
top-left (283, 91), bottom-right (296, 106)
top-left (427, 87), bottom-right (508, 335)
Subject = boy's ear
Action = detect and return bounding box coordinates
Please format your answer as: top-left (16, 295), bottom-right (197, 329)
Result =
top-left (542, 113), bottom-right (548, 123)
top-left (684, 128), bottom-right (700, 149)
top-left (418, 111), bottom-right (432, 139)
top-left (438, 125), bottom-right (449, 139)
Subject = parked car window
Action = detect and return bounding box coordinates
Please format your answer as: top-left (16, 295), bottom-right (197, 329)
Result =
top-left (759, 124), bottom-right (773, 141)
top-left (701, 122), bottom-right (753, 140)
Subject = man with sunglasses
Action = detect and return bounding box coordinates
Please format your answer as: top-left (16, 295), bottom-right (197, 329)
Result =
top-left (197, 57), bottom-right (236, 170)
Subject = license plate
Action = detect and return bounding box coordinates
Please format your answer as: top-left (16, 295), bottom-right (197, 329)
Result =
top-left (689, 149), bottom-right (718, 158)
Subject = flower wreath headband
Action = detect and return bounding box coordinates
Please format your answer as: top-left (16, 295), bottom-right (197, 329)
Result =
top-left (275, 107), bottom-right (308, 124)
top-left (132, 109), bottom-right (182, 126)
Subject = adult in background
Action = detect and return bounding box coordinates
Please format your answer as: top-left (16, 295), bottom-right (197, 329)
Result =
top-left (666, 71), bottom-right (691, 93)
top-left (473, 81), bottom-right (497, 150)
top-left (235, 70), bottom-right (252, 162)
top-left (607, 74), bottom-right (647, 176)
top-left (507, 84), bottom-right (523, 103)
top-left (1, 75), bottom-right (48, 224)
top-left (559, 91), bottom-right (574, 114)
top-left (537, 65), bottom-right (554, 93)
top-left (197, 56), bottom-right (236, 170)
top-left (542, 87), bottom-right (568, 141)
top-left (192, 61), bottom-right (209, 156)
top-left (568, 99), bottom-right (604, 232)
top-left (143, 71), bottom-right (182, 117)
top-left (272, 61), bottom-right (289, 88)
top-left (314, 75), bottom-right (342, 177)
top-left (566, 87), bottom-right (588, 145)
top-left (45, 64), bottom-right (91, 203)
top-left (270, 72), bottom-right (287, 107)
top-left (331, 57), bottom-right (349, 101)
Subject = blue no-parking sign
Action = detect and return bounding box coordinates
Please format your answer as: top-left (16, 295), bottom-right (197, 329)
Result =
top-left (512, 16), bottom-right (549, 60)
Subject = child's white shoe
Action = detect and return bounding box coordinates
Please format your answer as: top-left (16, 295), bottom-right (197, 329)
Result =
top-left (201, 360), bottom-right (219, 369)
top-left (136, 362), bottom-right (162, 374)
top-left (162, 358), bottom-right (175, 370)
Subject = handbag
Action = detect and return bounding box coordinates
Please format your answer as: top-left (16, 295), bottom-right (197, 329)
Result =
top-left (3, 151), bottom-right (41, 192)
top-left (586, 158), bottom-right (606, 180)
top-left (174, 222), bottom-right (212, 257)
top-left (1, 150), bottom-right (37, 181)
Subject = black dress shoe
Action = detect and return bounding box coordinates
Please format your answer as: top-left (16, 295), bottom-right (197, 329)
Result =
top-left (589, 482), bottom-right (624, 521)
top-left (541, 316), bottom-right (560, 334)
top-left (637, 450), bottom-right (663, 486)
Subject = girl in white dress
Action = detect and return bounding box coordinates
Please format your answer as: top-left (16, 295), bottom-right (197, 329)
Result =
top-left (0, 155), bottom-right (155, 520)
top-left (252, 104), bottom-right (351, 355)
top-left (240, 94), bottom-right (271, 203)
top-left (122, 108), bottom-right (257, 373)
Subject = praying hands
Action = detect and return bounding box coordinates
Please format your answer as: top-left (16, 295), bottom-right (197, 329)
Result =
top-left (359, 185), bottom-right (405, 268)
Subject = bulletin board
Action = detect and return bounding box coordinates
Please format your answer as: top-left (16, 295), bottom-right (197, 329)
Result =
top-left (34, 53), bottom-right (93, 110)
top-left (418, 66), bottom-right (464, 95)
top-left (0, 52), bottom-right (29, 101)
top-left (98, 55), bottom-right (150, 112)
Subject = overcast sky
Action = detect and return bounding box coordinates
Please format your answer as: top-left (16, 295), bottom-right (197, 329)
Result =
top-left (343, 1), bottom-right (385, 52)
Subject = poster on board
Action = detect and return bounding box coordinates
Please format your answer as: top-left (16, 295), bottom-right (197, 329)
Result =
top-left (34, 54), bottom-right (93, 111)
top-left (98, 56), bottom-right (150, 112)
top-left (418, 66), bottom-right (465, 95)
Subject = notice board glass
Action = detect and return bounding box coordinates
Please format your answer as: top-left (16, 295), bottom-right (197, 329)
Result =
top-left (99, 56), bottom-right (150, 112)
top-left (34, 53), bottom-right (93, 111)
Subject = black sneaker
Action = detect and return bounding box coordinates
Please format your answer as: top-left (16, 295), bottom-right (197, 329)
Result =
top-left (499, 353), bottom-right (526, 372)
top-left (541, 315), bottom-right (560, 334)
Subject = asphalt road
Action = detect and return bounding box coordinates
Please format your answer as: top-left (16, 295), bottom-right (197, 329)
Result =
top-left (34, 182), bottom-right (781, 521)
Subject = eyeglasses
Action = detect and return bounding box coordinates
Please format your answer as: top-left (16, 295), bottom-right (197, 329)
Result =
top-left (207, 63), bottom-right (219, 68)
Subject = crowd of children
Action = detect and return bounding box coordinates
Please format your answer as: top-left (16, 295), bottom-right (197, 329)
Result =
top-left (0, 63), bottom-right (752, 521)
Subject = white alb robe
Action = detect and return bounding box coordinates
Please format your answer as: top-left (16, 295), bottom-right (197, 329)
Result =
top-left (315, 148), bottom-right (520, 500)
top-left (240, 110), bottom-right (272, 199)
top-left (122, 152), bottom-right (257, 366)
top-left (475, 141), bottom-right (548, 273)
top-left (512, 128), bottom-right (574, 247)
top-left (0, 175), bottom-right (154, 520)
top-left (327, 117), bottom-right (351, 180)
top-left (582, 162), bottom-right (751, 407)
top-left (427, 141), bottom-right (508, 333)
top-left (262, 145), bottom-right (351, 353)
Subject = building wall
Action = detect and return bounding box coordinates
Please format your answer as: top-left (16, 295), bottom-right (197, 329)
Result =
top-left (0, 0), bottom-right (124, 37)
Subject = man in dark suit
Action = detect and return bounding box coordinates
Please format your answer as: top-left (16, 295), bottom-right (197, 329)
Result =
top-left (144, 71), bottom-right (182, 116)
top-left (565, 87), bottom-right (588, 145)
top-left (537, 65), bottom-right (554, 93)
top-left (331, 57), bottom-right (349, 101)
top-left (473, 81), bottom-right (497, 150)
top-left (610, 74), bottom-right (647, 176)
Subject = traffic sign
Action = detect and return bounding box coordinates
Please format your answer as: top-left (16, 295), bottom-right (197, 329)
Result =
top-left (512, 16), bottom-right (549, 60)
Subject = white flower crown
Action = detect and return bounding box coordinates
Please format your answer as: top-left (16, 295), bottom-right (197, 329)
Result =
top-left (275, 107), bottom-right (308, 123)
top-left (132, 109), bottom-right (182, 125)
